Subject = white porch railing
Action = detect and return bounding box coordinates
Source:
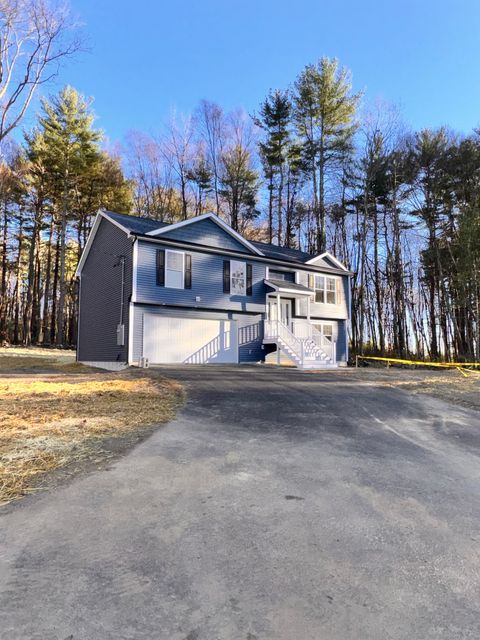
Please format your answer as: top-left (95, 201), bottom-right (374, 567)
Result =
top-left (264, 319), bottom-right (305, 362)
top-left (291, 319), bottom-right (336, 362)
top-left (264, 319), bottom-right (337, 367)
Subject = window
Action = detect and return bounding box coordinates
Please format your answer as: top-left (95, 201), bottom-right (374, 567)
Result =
top-left (157, 249), bottom-right (192, 289)
top-left (313, 323), bottom-right (333, 342)
top-left (326, 277), bottom-right (336, 304)
top-left (269, 270), bottom-right (288, 281)
top-left (223, 260), bottom-right (253, 296)
top-left (314, 275), bottom-right (337, 304)
top-left (231, 260), bottom-right (246, 295)
top-left (165, 250), bottom-right (184, 289)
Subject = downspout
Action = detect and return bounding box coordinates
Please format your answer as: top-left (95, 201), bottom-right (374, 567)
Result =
top-left (119, 255), bottom-right (125, 327)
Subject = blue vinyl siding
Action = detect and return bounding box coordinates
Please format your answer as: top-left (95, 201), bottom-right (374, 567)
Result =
top-left (337, 320), bottom-right (348, 362)
top-left (136, 240), bottom-right (267, 313)
top-left (158, 218), bottom-right (251, 253)
top-left (131, 303), bottom-right (264, 364)
top-left (237, 314), bottom-right (264, 362)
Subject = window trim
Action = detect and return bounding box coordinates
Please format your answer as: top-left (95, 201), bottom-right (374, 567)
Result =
top-left (165, 249), bottom-right (185, 289)
top-left (314, 274), bottom-right (338, 305)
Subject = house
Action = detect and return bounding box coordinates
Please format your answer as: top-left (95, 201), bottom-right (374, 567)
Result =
top-left (75, 210), bottom-right (353, 370)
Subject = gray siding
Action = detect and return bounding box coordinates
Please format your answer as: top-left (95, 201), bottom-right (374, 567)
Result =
top-left (136, 240), bottom-right (267, 313)
top-left (159, 218), bottom-right (250, 253)
top-left (78, 218), bottom-right (132, 362)
top-left (131, 303), bottom-right (264, 364)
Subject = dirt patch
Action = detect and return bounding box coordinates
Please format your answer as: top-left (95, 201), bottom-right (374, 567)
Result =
top-left (351, 365), bottom-right (480, 412)
top-left (0, 365), bottom-right (184, 505)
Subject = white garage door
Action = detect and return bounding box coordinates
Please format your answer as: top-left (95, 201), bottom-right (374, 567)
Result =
top-left (143, 315), bottom-right (238, 364)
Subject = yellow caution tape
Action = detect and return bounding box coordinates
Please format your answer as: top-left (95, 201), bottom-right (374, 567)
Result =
top-left (355, 356), bottom-right (480, 368)
top-left (355, 355), bottom-right (480, 377)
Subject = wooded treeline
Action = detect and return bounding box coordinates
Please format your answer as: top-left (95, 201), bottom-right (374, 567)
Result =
top-left (116, 58), bottom-right (480, 362)
top-left (0, 1), bottom-right (478, 360)
top-left (0, 87), bottom-right (132, 346)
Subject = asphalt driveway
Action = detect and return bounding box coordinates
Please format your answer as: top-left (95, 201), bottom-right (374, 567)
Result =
top-left (1, 366), bottom-right (480, 639)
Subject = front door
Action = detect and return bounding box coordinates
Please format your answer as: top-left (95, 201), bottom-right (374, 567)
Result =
top-left (268, 298), bottom-right (292, 329)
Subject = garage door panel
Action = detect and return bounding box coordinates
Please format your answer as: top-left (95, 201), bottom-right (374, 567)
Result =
top-left (143, 315), bottom-right (238, 364)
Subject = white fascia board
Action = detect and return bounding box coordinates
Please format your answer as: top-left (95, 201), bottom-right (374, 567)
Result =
top-left (132, 238), bottom-right (138, 302)
top-left (306, 251), bottom-right (348, 271)
top-left (280, 288), bottom-right (315, 297)
top-left (264, 279), bottom-right (314, 297)
top-left (101, 210), bottom-right (132, 234)
top-left (146, 212), bottom-right (211, 236)
top-left (145, 212), bottom-right (264, 256)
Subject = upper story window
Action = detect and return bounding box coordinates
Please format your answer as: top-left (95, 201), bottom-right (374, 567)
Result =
top-left (314, 275), bottom-right (337, 304)
top-left (223, 260), bottom-right (253, 296)
top-left (231, 260), bottom-right (246, 294)
top-left (165, 250), bottom-right (184, 288)
top-left (156, 249), bottom-right (192, 289)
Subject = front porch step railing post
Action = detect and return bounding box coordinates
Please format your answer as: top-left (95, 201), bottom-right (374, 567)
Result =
top-left (265, 316), bottom-right (337, 368)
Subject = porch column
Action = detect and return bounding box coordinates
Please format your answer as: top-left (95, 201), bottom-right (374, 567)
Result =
top-left (307, 295), bottom-right (311, 322)
top-left (276, 293), bottom-right (281, 365)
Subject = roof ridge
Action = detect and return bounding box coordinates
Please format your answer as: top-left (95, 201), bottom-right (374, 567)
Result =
top-left (105, 210), bottom-right (160, 222)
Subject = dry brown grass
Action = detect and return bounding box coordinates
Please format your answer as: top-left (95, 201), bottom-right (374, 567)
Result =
top-left (0, 370), bottom-right (184, 505)
top-left (349, 366), bottom-right (480, 412)
top-left (0, 346), bottom-right (78, 372)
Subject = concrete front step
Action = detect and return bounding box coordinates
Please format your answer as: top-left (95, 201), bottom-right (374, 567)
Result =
top-left (300, 362), bottom-right (338, 369)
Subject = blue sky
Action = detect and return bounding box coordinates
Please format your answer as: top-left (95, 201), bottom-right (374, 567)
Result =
top-left (39, 0), bottom-right (480, 144)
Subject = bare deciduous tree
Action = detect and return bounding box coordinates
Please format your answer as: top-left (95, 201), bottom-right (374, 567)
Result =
top-left (0, 0), bottom-right (81, 143)
top-left (162, 112), bottom-right (195, 220)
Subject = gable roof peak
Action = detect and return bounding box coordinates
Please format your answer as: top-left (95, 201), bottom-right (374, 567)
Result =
top-left (305, 250), bottom-right (348, 271)
top-left (146, 212), bottom-right (264, 256)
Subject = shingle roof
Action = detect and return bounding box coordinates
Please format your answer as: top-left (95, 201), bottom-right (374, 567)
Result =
top-left (104, 211), bottom-right (169, 235)
top-left (101, 210), bottom-right (349, 271)
top-left (265, 279), bottom-right (314, 293)
top-left (251, 241), bottom-right (314, 264)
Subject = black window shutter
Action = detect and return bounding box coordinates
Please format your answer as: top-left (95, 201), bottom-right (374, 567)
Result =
top-left (246, 263), bottom-right (253, 296)
top-left (156, 249), bottom-right (165, 286)
top-left (184, 254), bottom-right (192, 289)
top-left (223, 260), bottom-right (230, 293)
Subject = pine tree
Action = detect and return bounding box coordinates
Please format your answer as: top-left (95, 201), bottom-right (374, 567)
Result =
top-left (36, 86), bottom-right (102, 345)
top-left (294, 57), bottom-right (360, 252)
top-left (255, 90), bottom-right (292, 243)
top-left (220, 143), bottom-right (259, 232)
